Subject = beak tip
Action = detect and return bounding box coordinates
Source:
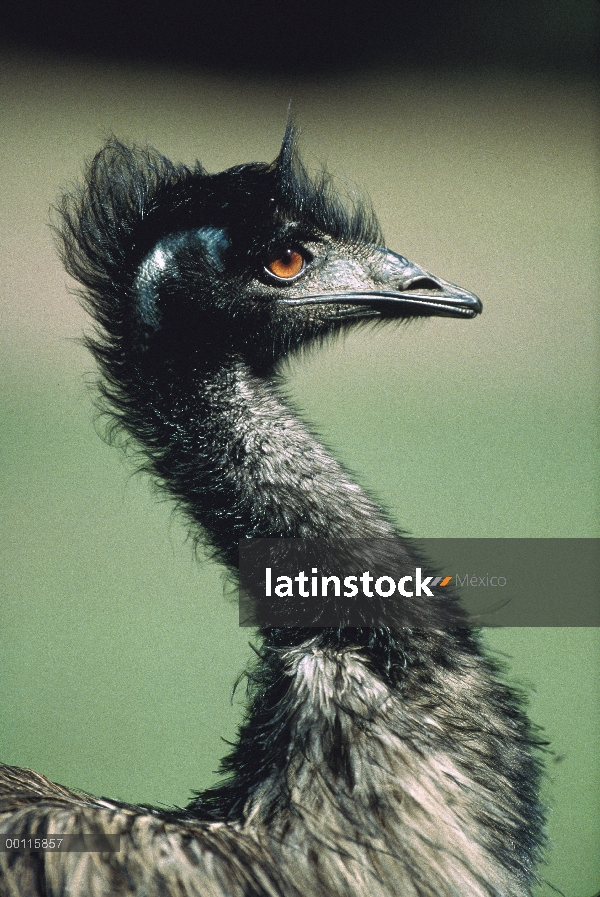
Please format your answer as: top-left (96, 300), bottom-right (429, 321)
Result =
top-left (469, 293), bottom-right (483, 316)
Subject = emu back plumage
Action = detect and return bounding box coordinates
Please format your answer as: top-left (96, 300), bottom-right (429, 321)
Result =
top-left (0, 130), bottom-right (544, 897)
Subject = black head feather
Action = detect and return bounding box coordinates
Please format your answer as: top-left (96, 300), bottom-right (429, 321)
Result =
top-left (57, 125), bottom-right (380, 321)
top-left (56, 126), bottom-right (390, 385)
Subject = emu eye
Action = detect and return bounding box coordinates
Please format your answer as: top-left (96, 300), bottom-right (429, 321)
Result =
top-left (266, 249), bottom-right (305, 281)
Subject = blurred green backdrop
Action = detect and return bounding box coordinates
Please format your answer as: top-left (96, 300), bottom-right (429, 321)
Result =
top-left (0, 52), bottom-right (598, 896)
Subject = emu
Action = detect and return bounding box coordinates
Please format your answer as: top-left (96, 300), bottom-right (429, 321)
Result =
top-left (0, 128), bottom-right (543, 897)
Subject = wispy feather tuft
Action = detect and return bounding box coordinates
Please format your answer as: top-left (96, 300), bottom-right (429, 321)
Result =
top-left (274, 123), bottom-right (383, 246)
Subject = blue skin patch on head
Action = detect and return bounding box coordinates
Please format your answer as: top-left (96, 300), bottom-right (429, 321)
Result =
top-left (134, 227), bottom-right (230, 328)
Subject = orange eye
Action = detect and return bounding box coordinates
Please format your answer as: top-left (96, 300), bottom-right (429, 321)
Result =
top-left (267, 249), bottom-right (305, 280)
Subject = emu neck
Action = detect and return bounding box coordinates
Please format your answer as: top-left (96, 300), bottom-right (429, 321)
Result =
top-left (143, 357), bottom-right (463, 633)
top-left (155, 358), bottom-right (394, 563)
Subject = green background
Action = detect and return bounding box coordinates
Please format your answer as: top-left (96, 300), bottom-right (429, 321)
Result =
top-left (0, 53), bottom-right (598, 896)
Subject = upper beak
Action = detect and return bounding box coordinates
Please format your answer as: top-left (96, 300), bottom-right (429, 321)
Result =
top-left (280, 250), bottom-right (482, 319)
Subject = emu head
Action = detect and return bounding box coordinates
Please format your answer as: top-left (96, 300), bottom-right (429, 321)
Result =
top-left (59, 126), bottom-right (481, 376)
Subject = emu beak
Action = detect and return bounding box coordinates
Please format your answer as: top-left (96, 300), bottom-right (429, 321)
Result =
top-left (280, 250), bottom-right (482, 319)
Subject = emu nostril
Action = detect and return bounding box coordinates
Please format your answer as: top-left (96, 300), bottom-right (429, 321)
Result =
top-left (403, 275), bottom-right (445, 292)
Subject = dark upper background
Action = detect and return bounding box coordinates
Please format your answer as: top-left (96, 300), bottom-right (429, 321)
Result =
top-left (2, 0), bottom-right (598, 76)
